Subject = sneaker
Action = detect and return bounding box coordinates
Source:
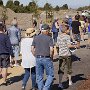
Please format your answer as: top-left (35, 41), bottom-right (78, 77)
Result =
top-left (69, 81), bottom-right (72, 86)
top-left (0, 82), bottom-right (7, 86)
top-left (10, 64), bottom-right (14, 68)
top-left (58, 83), bottom-right (63, 89)
top-left (0, 81), bottom-right (10, 86)
top-left (22, 85), bottom-right (25, 90)
top-left (14, 64), bottom-right (19, 67)
top-left (30, 88), bottom-right (37, 90)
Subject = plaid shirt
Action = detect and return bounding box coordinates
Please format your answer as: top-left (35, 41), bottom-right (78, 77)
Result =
top-left (57, 34), bottom-right (71, 56)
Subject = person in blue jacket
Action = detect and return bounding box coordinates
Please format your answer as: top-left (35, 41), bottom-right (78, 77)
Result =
top-left (52, 18), bottom-right (59, 43)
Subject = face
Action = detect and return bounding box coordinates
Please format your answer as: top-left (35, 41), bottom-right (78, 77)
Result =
top-left (62, 25), bottom-right (70, 34)
top-left (62, 25), bottom-right (67, 31)
top-left (66, 29), bottom-right (70, 35)
top-left (46, 30), bottom-right (49, 35)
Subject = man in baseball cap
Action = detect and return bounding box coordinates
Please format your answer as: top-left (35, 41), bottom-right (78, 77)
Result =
top-left (41, 24), bottom-right (50, 30)
top-left (31, 24), bottom-right (54, 90)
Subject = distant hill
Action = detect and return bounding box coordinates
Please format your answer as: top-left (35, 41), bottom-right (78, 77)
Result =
top-left (0, 7), bottom-right (33, 29)
top-left (0, 7), bottom-right (78, 30)
top-left (77, 5), bottom-right (90, 11)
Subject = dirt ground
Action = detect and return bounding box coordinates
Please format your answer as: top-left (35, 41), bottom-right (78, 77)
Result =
top-left (77, 76), bottom-right (90, 90)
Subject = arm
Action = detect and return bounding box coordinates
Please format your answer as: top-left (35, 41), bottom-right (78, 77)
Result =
top-left (68, 44), bottom-right (77, 48)
top-left (49, 37), bottom-right (54, 58)
top-left (67, 36), bottom-right (77, 48)
top-left (18, 29), bottom-right (21, 42)
top-left (31, 46), bottom-right (35, 56)
top-left (5, 35), bottom-right (14, 58)
top-left (55, 22), bottom-right (59, 29)
top-left (50, 46), bottom-right (54, 58)
top-left (31, 37), bottom-right (36, 56)
top-left (20, 39), bottom-right (23, 55)
top-left (79, 21), bottom-right (81, 32)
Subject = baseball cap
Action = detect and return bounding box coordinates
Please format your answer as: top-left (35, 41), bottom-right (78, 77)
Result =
top-left (41, 24), bottom-right (50, 30)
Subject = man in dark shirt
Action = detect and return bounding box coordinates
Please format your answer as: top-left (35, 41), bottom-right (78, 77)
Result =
top-left (33, 19), bottom-right (37, 28)
top-left (71, 16), bottom-right (81, 48)
top-left (31, 24), bottom-right (54, 90)
top-left (75, 12), bottom-right (80, 21)
top-left (0, 23), bottom-right (14, 85)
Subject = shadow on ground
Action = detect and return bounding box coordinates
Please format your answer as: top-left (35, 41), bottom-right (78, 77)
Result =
top-left (72, 74), bottom-right (87, 83)
top-left (7, 74), bottom-right (24, 85)
top-left (80, 45), bottom-right (86, 48)
top-left (51, 74), bottom-right (87, 90)
top-left (71, 55), bottom-right (81, 62)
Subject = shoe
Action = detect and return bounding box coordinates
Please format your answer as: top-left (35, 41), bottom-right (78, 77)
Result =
top-left (58, 83), bottom-right (63, 89)
top-left (30, 88), bottom-right (37, 90)
top-left (69, 81), bottom-right (72, 86)
top-left (10, 64), bottom-right (14, 68)
top-left (0, 82), bottom-right (7, 86)
top-left (81, 39), bottom-right (84, 41)
top-left (0, 81), bottom-right (10, 86)
top-left (13, 64), bottom-right (19, 67)
top-left (70, 49), bottom-right (76, 53)
top-left (22, 85), bottom-right (25, 90)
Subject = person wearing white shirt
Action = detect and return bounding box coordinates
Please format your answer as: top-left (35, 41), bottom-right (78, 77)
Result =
top-left (21, 28), bottom-right (36, 90)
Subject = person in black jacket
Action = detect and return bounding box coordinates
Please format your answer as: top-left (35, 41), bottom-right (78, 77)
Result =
top-left (0, 23), bottom-right (14, 85)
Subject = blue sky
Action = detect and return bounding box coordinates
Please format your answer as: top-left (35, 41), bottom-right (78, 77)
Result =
top-left (3, 0), bottom-right (90, 8)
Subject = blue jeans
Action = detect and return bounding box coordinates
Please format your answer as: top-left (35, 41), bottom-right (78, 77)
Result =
top-left (12, 45), bottom-right (19, 60)
top-left (36, 58), bottom-right (54, 90)
top-left (22, 67), bottom-right (36, 88)
top-left (53, 32), bottom-right (58, 43)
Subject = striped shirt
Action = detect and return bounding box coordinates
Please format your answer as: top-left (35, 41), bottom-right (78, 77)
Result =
top-left (57, 34), bottom-right (71, 56)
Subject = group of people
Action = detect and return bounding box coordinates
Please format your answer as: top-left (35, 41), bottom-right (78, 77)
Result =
top-left (0, 11), bottom-right (90, 90)
top-left (0, 18), bottom-right (21, 84)
top-left (52, 12), bottom-right (90, 48)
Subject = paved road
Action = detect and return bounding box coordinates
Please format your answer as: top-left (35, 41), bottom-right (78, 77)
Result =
top-left (0, 40), bottom-right (90, 90)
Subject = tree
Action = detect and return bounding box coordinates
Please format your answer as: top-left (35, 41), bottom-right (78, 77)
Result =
top-left (55, 5), bottom-right (60, 11)
top-left (61, 4), bottom-right (68, 9)
top-left (24, 6), bottom-right (30, 13)
top-left (14, 0), bottom-right (20, 6)
top-left (1, 7), bottom-right (8, 24)
top-left (28, 1), bottom-right (37, 13)
top-left (21, 4), bottom-right (23, 7)
top-left (44, 3), bottom-right (53, 11)
top-left (77, 5), bottom-right (90, 11)
top-left (6, 0), bottom-right (14, 9)
top-left (43, 3), bottom-right (53, 23)
top-left (28, 0), bottom-right (40, 18)
top-left (0, 0), bottom-right (3, 6)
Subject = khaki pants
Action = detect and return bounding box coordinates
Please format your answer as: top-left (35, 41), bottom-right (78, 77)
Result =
top-left (58, 56), bottom-right (72, 75)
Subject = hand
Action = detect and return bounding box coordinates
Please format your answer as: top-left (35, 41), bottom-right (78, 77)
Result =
top-left (74, 45), bottom-right (78, 48)
top-left (50, 55), bottom-right (53, 60)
